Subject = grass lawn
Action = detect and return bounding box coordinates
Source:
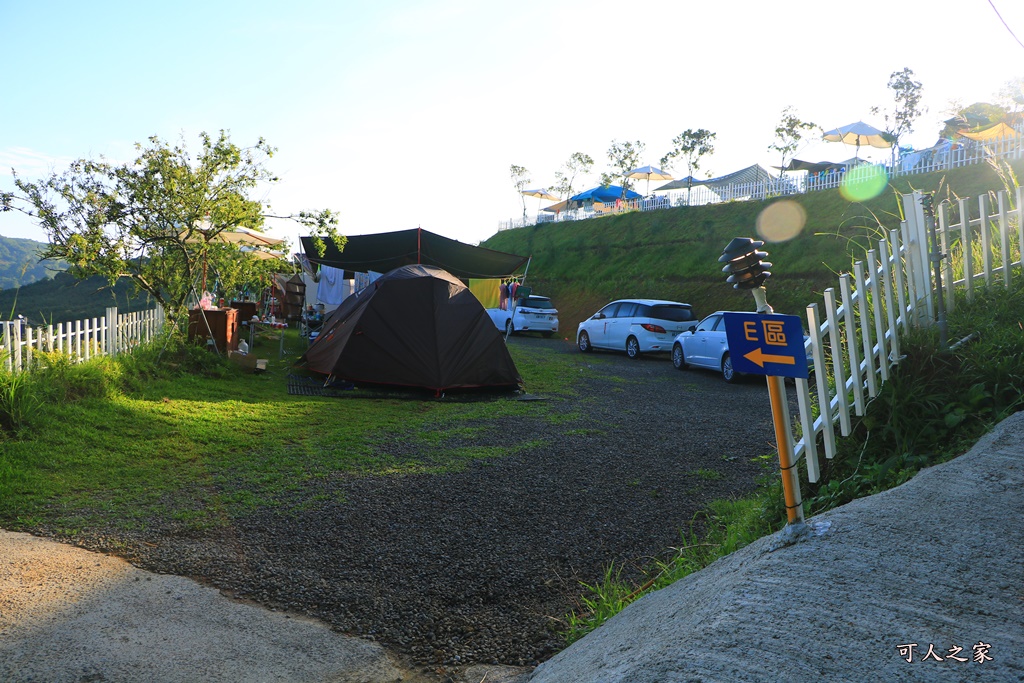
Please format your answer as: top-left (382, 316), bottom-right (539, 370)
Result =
top-left (0, 327), bottom-right (583, 532)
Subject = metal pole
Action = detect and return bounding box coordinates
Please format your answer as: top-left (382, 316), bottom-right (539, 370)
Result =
top-left (766, 374), bottom-right (804, 524)
top-left (752, 285), bottom-right (803, 525)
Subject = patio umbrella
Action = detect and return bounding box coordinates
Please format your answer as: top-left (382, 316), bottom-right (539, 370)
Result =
top-left (185, 221), bottom-right (288, 291)
top-left (822, 121), bottom-right (892, 158)
top-left (627, 164), bottom-right (674, 195)
top-left (521, 188), bottom-right (559, 215)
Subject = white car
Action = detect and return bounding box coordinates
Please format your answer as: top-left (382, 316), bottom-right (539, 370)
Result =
top-left (577, 299), bottom-right (698, 358)
top-left (672, 311), bottom-right (812, 383)
top-left (488, 295), bottom-right (559, 337)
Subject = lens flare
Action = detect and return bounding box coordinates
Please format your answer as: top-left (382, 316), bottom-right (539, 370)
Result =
top-left (840, 164), bottom-right (888, 202)
top-left (756, 200), bottom-right (806, 242)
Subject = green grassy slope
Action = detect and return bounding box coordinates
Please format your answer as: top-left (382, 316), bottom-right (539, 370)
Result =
top-left (481, 160), bottom-right (1024, 329)
top-left (0, 235), bottom-right (62, 290)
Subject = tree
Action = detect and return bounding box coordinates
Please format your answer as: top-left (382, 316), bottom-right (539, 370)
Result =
top-left (938, 100), bottom-right (1009, 139)
top-left (551, 152), bottom-right (594, 203)
top-left (6, 131), bottom-right (341, 327)
top-left (872, 67), bottom-right (924, 158)
top-left (599, 140), bottom-right (644, 199)
top-left (510, 164), bottom-right (531, 220)
top-left (768, 107), bottom-right (818, 181)
top-left (996, 76), bottom-right (1024, 119)
top-left (660, 129), bottom-right (716, 201)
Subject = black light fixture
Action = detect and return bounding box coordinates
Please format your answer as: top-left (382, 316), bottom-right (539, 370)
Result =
top-left (719, 237), bottom-right (772, 290)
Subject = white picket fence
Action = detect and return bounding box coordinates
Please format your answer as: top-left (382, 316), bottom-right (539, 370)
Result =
top-left (787, 187), bottom-right (1024, 483)
top-left (1, 306), bottom-right (166, 373)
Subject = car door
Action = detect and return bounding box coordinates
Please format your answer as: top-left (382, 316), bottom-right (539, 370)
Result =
top-left (683, 313), bottom-right (723, 368)
top-left (606, 301), bottom-right (638, 351)
top-left (587, 302), bottom-right (620, 349)
top-left (704, 314), bottom-right (729, 369)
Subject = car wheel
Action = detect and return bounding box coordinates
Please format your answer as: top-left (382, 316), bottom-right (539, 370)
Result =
top-left (722, 353), bottom-right (739, 383)
top-left (625, 336), bottom-right (640, 359)
top-left (672, 342), bottom-right (687, 370)
top-left (504, 319), bottom-right (514, 335)
top-left (578, 331), bottom-right (592, 353)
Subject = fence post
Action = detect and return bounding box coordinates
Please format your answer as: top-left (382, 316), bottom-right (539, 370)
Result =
top-left (106, 307), bottom-right (118, 357)
top-left (1, 321), bottom-right (10, 372)
top-left (901, 191), bottom-right (933, 323)
top-left (998, 191), bottom-right (1010, 288)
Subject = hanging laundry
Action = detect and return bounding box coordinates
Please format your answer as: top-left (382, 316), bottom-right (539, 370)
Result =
top-left (317, 265), bottom-right (349, 304)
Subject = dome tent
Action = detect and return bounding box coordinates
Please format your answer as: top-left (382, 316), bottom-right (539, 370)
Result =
top-left (301, 264), bottom-right (521, 394)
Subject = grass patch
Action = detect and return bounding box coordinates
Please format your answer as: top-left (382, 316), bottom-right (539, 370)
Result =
top-left (0, 328), bottom-right (593, 531)
top-left (563, 478), bottom-right (786, 644)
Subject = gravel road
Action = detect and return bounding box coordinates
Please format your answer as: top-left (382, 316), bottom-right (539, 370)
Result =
top-left (29, 336), bottom-right (783, 676)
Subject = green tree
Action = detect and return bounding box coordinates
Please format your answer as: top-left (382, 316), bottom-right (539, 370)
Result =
top-left (510, 164), bottom-right (531, 220)
top-left (768, 107), bottom-right (817, 182)
top-left (7, 131), bottom-right (341, 327)
top-left (939, 101), bottom-right (1009, 139)
top-left (660, 129), bottom-right (716, 201)
top-left (872, 67), bottom-right (924, 158)
top-left (599, 140), bottom-right (644, 199)
top-left (551, 152), bottom-right (594, 203)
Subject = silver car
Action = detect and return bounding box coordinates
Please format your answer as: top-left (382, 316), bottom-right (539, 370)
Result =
top-left (577, 299), bottom-right (698, 358)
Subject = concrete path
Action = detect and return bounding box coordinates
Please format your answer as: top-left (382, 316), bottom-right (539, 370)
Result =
top-left (0, 530), bottom-right (406, 683)
top-left (527, 412), bottom-right (1024, 682)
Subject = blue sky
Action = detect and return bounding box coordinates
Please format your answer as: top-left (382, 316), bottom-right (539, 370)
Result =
top-left (2, 0), bottom-right (1023, 253)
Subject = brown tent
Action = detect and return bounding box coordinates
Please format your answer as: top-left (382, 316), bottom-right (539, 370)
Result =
top-left (301, 264), bottom-right (521, 394)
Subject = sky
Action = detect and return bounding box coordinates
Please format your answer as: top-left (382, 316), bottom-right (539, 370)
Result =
top-left (2, 0), bottom-right (1023, 255)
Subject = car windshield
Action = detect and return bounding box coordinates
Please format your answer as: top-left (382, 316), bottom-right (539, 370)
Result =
top-left (646, 304), bottom-right (695, 322)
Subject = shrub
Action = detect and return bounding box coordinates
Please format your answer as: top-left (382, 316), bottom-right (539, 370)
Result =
top-left (0, 369), bottom-right (41, 435)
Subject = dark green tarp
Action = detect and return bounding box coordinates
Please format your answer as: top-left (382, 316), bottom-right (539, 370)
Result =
top-left (301, 264), bottom-right (522, 393)
top-left (299, 228), bottom-right (529, 279)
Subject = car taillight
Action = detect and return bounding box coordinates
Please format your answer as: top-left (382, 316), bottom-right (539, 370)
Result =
top-left (641, 323), bottom-right (666, 333)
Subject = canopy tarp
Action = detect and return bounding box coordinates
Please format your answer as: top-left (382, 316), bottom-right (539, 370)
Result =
top-left (775, 158), bottom-right (867, 174)
top-left (958, 122), bottom-right (1018, 141)
top-left (570, 185), bottom-right (642, 203)
top-left (300, 228), bottom-right (530, 280)
top-left (654, 164), bottom-right (777, 191)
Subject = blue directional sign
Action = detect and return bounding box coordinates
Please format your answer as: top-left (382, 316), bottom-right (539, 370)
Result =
top-left (723, 312), bottom-right (809, 379)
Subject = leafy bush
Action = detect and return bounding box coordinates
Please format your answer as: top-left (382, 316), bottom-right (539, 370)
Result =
top-left (31, 351), bottom-right (122, 403)
top-left (115, 334), bottom-right (231, 390)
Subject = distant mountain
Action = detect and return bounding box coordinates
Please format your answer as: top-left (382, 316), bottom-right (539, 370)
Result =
top-left (0, 269), bottom-right (156, 324)
top-left (0, 235), bottom-right (64, 289)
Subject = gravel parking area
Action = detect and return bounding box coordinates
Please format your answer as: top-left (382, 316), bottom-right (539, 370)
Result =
top-left (38, 336), bottom-right (781, 674)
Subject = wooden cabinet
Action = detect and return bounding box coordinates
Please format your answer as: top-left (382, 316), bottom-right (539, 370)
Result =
top-left (188, 307), bottom-right (239, 351)
top-left (231, 300), bottom-right (259, 322)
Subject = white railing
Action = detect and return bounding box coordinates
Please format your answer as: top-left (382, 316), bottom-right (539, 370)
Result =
top-left (498, 128), bottom-right (1024, 231)
top-left (1, 305), bottom-right (166, 373)
top-left (787, 187), bottom-right (1024, 483)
